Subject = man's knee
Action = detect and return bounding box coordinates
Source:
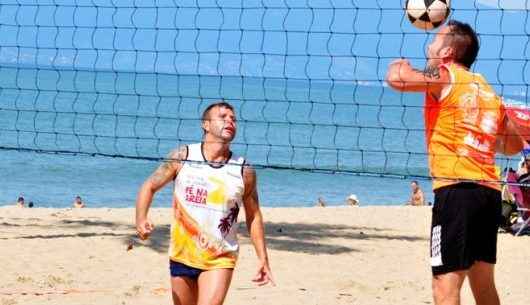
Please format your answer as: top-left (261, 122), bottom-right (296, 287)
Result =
top-left (432, 271), bottom-right (466, 305)
top-left (468, 262), bottom-right (499, 305)
top-left (469, 263), bottom-right (496, 289)
top-left (433, 279), bottom-right (458, 304)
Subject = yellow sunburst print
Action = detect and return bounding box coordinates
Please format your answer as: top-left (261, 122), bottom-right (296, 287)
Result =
top-left (207, 176), bottom-right (226, 206)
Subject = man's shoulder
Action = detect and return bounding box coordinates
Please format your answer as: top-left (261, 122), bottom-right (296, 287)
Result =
top-left (168, 144), bottom-right (190, 160)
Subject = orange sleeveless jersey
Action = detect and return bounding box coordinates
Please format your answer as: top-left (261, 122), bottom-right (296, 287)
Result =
top-left (424, 63), bottom-right (504, 191)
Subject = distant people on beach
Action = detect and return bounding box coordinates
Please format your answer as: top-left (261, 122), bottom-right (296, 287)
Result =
top-left (73, 195), bottom-right (85, 208)
top-left (346, 194), bottom-right (359, 206)
top-left (16, 196), bottom-right (25, 207)
top-left (407, 181), bottom-right (425, 206)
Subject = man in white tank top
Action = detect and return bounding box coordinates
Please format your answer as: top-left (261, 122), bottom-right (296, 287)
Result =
top-left (135, 101), bottom-right (274, 305)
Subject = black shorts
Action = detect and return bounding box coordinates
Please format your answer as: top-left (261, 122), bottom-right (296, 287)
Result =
top-left (430, 183), bottom-right (501, 276)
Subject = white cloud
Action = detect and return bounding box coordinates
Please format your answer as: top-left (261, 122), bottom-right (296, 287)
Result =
top-left (475, 0), bottom-right (528, 10)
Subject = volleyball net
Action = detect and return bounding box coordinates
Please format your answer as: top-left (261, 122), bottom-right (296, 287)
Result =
top-left (0, 1), bottom-right (528, 179)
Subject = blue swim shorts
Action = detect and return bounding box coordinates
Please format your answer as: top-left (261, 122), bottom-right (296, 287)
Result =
top-left (169, 260), bottom-right (204, 279)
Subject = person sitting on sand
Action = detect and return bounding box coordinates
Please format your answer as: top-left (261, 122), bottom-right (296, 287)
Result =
top-left (16, 196), bottom-right (25, 208)
top-left (346, 194), bottom-right (359, 206)
top-left (73, 196), bottom-right (85, 208)
top-left (407, 181), bottom-right (425, 206)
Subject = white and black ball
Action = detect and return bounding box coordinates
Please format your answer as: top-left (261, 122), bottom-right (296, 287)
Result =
top-left (406, 0), bottom-right (451, 31)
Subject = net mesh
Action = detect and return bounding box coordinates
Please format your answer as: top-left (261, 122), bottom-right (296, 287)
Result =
top-left (0, 0), bottom-right (528, 179)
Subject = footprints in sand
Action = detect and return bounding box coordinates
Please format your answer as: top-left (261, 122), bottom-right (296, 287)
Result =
top-left (123, 285), bottom-right (141, 297)
top-left (14, 274), bottom-right (72, 289)
top-left (43, 275), bottom-right (73, 288)
top-left (15, 276), bottom-right (32, 284)
top-left (0, 298), bottom-right (17, 305)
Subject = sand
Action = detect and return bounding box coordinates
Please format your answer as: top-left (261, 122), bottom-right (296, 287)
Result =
top-left (0, 206), bottom-right (528, 305)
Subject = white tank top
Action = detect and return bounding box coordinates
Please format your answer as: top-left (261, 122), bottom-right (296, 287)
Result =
top-left (169, 142), bottom-right (245, 269)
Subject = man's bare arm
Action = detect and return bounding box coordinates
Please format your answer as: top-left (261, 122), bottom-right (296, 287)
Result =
top-left (386, 59), bottom-right (449, 98)
top-left (135, 145), bottom-right (187, 239)
top-left (242, 164), bottom-right (274, 286)
top-left (496, 116), bottom-right (526, 156)
top-left (147, 147), bottom-right (186, 189)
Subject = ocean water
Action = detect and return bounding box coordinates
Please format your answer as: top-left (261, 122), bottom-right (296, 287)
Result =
top-left (0, 150), bottom-right (434, 208)
top-left (0, 68), bottom-right (436, 207)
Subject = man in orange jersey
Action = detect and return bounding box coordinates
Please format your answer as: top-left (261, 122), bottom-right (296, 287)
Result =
top-left (386, 20), bottom-right (524, 305)
top-left (136, 101), bottom-right (274, 305)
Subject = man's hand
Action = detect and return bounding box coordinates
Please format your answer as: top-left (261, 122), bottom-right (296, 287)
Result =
top-left (252, 260), bottom-right (275, 287)
top-left (388, 58), bottom-right (414, 79)
top-left (390, 58), bottom-right (413, 71)
top-left (136, 218), bottom-right (154, 240)
top-left (386, 58), bottom-right (414, 90)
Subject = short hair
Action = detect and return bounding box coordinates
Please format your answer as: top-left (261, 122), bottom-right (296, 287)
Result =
top-left (201, 101), bottom-right (235, 133)
top-left (411, 180), bottom-right (419, 185)
top-left (443, 20), bottom-right (480, 68)
top-left (201, 101), bottom-right (234, 122)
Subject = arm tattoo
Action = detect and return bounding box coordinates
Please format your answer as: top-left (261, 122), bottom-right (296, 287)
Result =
top-left (420, 66), bottom-right (440, 79)
top-left (167, 145), bottom-right (188, 163)
top-left (149, 145), bottom-right (187, 186)
top-left (149, 162), bottom-right (172, 186)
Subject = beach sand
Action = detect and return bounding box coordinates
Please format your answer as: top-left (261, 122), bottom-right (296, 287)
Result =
top-left (0, 206), bottom-right (528, 305)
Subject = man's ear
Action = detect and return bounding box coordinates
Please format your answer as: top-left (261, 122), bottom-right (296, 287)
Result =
top-left (439, 46), bottom-right (454, 62)
top-left (202, 119), bottom-right (210, 133)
